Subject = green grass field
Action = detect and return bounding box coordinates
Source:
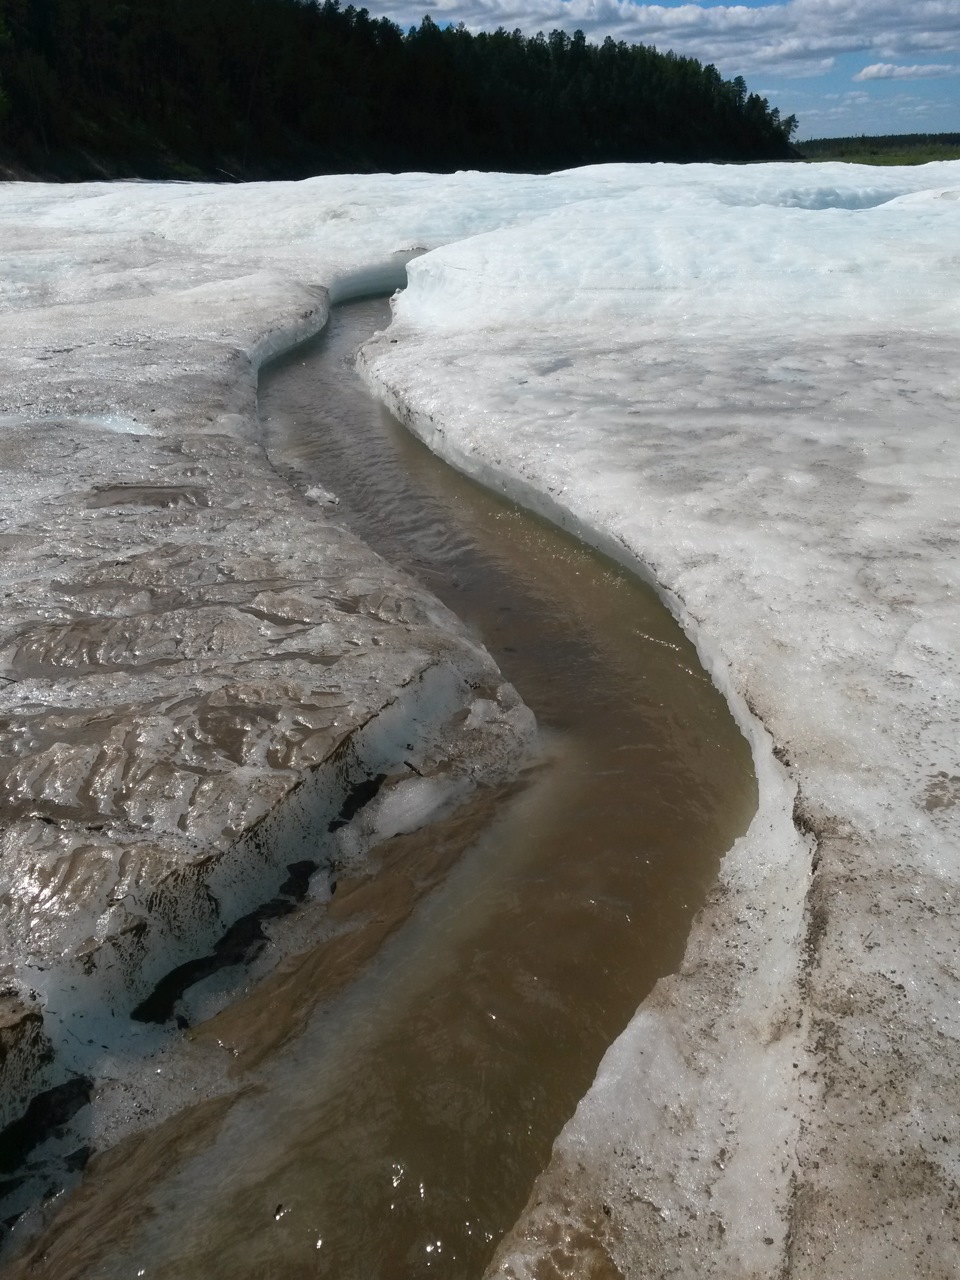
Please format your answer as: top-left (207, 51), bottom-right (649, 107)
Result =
top-left (798, 133), bottom-right (960, 165)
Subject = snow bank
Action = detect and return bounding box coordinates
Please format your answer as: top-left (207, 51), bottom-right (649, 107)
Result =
top-left (360, 160), bottom-right (960, 1278)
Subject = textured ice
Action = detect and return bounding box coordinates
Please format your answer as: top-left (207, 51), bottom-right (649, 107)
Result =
top-left (0, 174), bottom-right (553, 1137)
top-left (2, 162), bottom-right (959, 1276)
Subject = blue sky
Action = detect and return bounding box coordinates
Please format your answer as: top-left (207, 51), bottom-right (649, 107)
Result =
top-left (378, 0), bottom-right (960, 138)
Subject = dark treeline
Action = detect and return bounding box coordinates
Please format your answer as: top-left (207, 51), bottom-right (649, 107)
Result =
top-left (0, 0), bottom-right (798, 179)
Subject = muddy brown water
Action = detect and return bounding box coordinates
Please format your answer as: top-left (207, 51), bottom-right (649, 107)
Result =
top-left (5, 297), bottom-right (756, 1279)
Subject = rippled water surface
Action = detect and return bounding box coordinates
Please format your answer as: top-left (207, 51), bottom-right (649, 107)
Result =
top-left (12, 298), bottom-right (756, 1279)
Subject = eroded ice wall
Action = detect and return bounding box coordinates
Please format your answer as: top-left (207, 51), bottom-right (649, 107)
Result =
top-left (0, 177), bottom-right (554, 1133)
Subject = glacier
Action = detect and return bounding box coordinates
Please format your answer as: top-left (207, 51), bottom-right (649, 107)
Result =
top-left (1, 160), bottom-right (959, 1277)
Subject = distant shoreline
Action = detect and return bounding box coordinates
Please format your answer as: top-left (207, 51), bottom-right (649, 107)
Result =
top-left (796, 130), bottom-right (960, 164)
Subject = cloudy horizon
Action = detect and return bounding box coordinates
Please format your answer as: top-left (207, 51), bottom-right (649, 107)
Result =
top-left (376, 0), bottom-right (960, 138)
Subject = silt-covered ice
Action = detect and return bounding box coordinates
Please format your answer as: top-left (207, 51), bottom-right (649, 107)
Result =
top-left (0, 176), bottom-right (546, 1146)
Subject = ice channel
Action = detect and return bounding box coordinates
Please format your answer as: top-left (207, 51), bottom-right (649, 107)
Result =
top-left (2, 297), bottom-right (756, 1279)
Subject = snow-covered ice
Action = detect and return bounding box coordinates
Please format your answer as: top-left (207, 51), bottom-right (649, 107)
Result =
top-left (363, 162), bottom-right (960, 1279)
top-left (2, 161), bottom-right (959, 1277)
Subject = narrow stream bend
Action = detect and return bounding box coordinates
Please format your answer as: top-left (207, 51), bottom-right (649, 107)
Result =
top-left (9, 297), bottom-right (757, 1279)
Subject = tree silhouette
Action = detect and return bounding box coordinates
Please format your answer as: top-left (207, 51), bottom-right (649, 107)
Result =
top-left (0, 0), bottom-right (799, 179)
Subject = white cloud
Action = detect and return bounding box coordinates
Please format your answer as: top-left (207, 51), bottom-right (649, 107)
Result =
top-left (804, 89), bottom-right (870, 112)
top-left (381, 0), bottom-right (960, 79)
top-left (798, 84), bottom-right (950, 133)
top-left (853, 61), bottom-right (957, 80)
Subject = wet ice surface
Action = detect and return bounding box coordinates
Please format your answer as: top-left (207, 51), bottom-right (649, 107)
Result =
top-left (0, 179), bottom-right (548, 1228)
top-left (1, 162), bottom-right (959, 1278)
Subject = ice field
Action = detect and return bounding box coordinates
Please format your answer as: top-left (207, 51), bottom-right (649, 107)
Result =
top-left (1, 160), bottom-right (959, 1276)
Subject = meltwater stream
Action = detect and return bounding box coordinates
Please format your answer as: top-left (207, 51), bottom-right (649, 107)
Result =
top-left (10, 298), bottom-right (756, 1279)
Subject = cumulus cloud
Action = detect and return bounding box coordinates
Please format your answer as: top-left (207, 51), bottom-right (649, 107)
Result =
top-left (379, 0), bottom-right (960, 79)
top-left (853, 61), bottom-right (957, 80)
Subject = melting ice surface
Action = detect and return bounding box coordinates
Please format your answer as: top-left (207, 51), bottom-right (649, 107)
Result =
top-left (360, 164), bottom-right (960, 1278)
top-left (2, 160), bottom-right (960, 1277)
